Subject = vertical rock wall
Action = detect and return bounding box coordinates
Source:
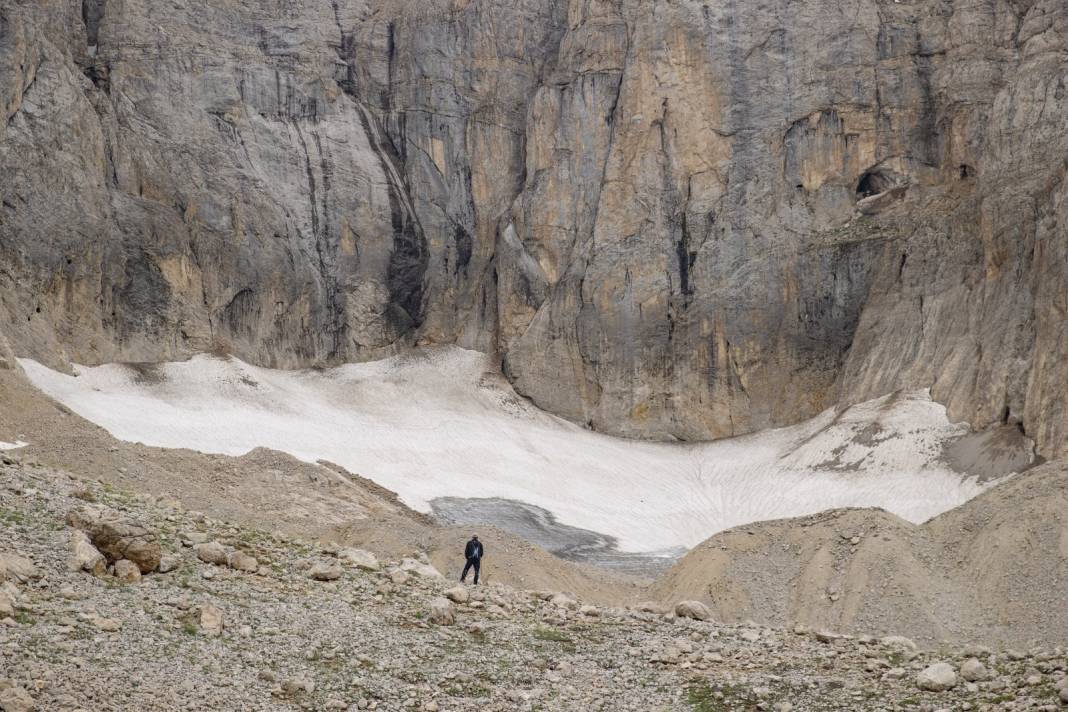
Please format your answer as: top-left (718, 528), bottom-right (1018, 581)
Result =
top-left (2, 0), bottom-right (1067, 456)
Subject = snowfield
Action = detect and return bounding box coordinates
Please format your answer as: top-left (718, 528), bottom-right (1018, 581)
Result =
top-left (18, 348), bottom-right (1028, 554)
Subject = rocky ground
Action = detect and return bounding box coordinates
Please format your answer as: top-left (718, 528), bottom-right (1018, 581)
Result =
top-left (3, 456), bottom-right (1068, 712)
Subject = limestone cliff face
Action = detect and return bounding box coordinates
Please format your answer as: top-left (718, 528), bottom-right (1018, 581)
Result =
top-left (2, 0), bottom-right (1066, 455)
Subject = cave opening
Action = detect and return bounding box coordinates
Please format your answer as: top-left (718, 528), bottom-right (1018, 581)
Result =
top-left (856, 170), bottom-right (893, 199)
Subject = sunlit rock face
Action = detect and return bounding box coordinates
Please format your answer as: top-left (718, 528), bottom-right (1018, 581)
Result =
top-left (3, 0), bottom-right (1067, 455)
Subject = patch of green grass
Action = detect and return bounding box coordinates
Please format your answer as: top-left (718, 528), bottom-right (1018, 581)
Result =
top-left (685, 679), bottom-right (756, 712)
top-left (0, 508), bottom-right (27, 526)
top-left (533, 626), bottom-right (571, 643)
top-left (442, 681), bottom-right (491, 698)
top-left (182, 621), bottom-right (198, 636)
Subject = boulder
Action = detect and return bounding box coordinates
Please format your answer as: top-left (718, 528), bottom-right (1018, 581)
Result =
top-left (550, 593), bottom-right (578, 610)
top-left (199, 604), bottom-right (224, 636)
top-left (0, 554), bottom-right (40, 584)
top-left (90, 615), bottom-right (121, 632)
top-left (428, 598), bottom-right (455, 626)
top-left (881, 635), bottom-right (917, 651)
top-left (444, 586), bottom-right (470, 604)
top-left (399, 558), bottom-right (444, 579)
top-left (279, 677), bottom-right (314, 696)
top-left (960, 657), bottom-right (989, 682)
top-left (68, 530), bottom-right (107, 577)
top-left (195, 542), bottom-right (230, 566)
top-left (66, 508), bottom-right (161, 573)
top-left (227, 551), bottom-right (259, 573)
top-left (0, 593), bottom-right (13, 619)
top-left (157, 556), bottom-right (180, 574)
top-left (180, 531), bottom-right (208, 546)
top-left (309, 560), bottom-right (342, 581)
top-left (338, 548), bottom-right (380, 571)
top-left (0, 686), bottom-right (34, 712)
top-left (674, 601), bottom-right (712, 622)
top-left (113, 559), bottom-right (142, 584)
top-left (916, 662), bottom-right (957, 692)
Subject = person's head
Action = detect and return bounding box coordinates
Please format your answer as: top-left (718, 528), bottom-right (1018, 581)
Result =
top-left (471, 535), bottom-right (478, 541)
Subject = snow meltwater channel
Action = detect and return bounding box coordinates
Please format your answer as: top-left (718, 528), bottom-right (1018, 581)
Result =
top-left (19, 347), bottom-right (1029, 561)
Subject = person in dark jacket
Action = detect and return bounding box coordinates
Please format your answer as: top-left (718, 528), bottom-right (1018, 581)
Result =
top-left (460, 535), bottom-right (484, 585)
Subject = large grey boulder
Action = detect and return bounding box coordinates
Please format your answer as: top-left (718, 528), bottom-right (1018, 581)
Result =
top-left (0, 553), bottom-right (41, 584)
top-left (66, 508), bottom-right (161, 574)
top-left (674, 601), bottom-right (712, 622)
top-left (916, 662), bottom-right (957, 692)
top-left (68, 530), bottom-right (107, 577)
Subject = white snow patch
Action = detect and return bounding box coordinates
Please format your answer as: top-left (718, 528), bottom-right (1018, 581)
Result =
top-left (18, 348), bottom-right (1012, 553)
top-left (0, 440), bottom-right (28, 451)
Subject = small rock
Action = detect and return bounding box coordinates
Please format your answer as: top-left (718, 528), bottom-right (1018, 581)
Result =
top-left (196, 542), bottom-right (230, 566)
top-left (309, 560), bottom-right (342, 581)
top-left (0, 594), bottom-right (13, 619)
top-left (579, 604), bottom-right (600, 617)
top-left (960, 657), bottom-right (989, 682)
top-left (181, 531), bottom-right (208, 546)
top-left (550, 593), bottom-right (577, 610)
top-left (113, 559), bottom-right (142, 584)
top-left (429, 598), bottom-right (455, 626)
top-left (280, 677), bottom-right (314, 695)
top-left (338, 548), bottom-right (380, 571)
top-left (68, 530), bottom-right (107, 577)
top-left (227, 550), bottom-right (259, 573)
top-left (916, 662), bottom-right (957, 692)
top-left (0, 554), bottom-right (41, 584)
top-left (157, 555), bottom-right (180, 574)
top-left (675, 601), bottom-right (712, 622)
top-left (399, 558), bottom-right (443, 579)
top-left (91, 615), bottom-right (121, 632)
top-left (881, 635), bottom-right (917, 651)
top-left (199, 604), bottom-right (224, 636)
top-left (0, 686), bottom-right (34, 712)
top-left (445, 586), bottom-right (470, 604)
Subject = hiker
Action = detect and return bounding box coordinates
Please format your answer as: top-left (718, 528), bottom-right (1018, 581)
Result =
top-left (460, 534), bottom-right (483, 585)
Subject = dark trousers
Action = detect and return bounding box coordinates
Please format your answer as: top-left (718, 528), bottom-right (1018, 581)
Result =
top-left (460, 557), bottom-right (481, 584)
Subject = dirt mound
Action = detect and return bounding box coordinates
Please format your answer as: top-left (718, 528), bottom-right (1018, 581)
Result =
top-left (654, 462), bottom-right (1068, 647)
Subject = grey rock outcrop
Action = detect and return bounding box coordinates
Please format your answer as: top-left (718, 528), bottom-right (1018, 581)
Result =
top-left (2, 0), bottom-right (1067, 455)
top-left (66, 508), bottom-right (161, 573)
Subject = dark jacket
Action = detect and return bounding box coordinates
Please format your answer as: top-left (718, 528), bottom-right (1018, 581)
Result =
top-left (465, 539), bottom-right (484, 560)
